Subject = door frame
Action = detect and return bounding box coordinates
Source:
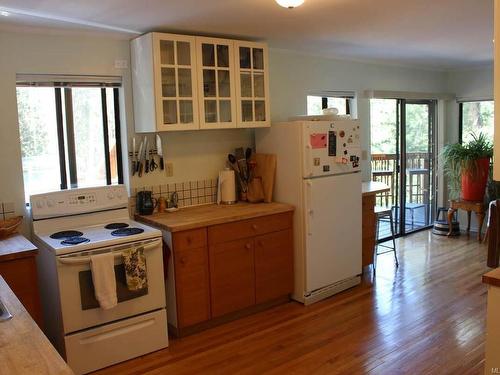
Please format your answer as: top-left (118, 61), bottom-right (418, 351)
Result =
top-left (373, 98), bottom-right (438, 241)
top-left (398, 99), bottom-right (437, 236)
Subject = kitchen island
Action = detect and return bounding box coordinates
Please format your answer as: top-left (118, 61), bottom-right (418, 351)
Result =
top-left (362, 181), bottom-right (390, 268)
top-left (136, 202), bottom-right (295, 336)
top-left (0, 276), bottom-right (73, 375)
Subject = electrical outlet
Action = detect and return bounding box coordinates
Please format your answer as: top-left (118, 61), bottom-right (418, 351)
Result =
top-left (165, 162), bottom-right (174, 177)
top-left (361, 150), bottom-right (368, 161)
top-left (114, 59), bottom-right (128, 69)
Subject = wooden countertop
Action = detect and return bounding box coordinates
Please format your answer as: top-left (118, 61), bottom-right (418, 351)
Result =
top-left (0, 276), bottom-right (73, 375)
top-left (0, 234), bottom-right (38, 262)
top-left (483, 268), bottom-right (500, 288)
top-left (362, 181), bottom-right (390, 196)
top-left (136, 202), bottom-right (295, 232)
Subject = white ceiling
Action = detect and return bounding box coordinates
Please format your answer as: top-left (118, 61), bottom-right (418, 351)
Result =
top-left (0, 0), bottom-right (494, 69)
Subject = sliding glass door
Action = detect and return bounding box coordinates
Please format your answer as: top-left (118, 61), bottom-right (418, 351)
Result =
top-left (370, 99), bottom-right (436, 239)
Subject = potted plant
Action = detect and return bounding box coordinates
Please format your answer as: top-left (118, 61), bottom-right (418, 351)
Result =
top-left (441, 133), bottom-right (493, 201)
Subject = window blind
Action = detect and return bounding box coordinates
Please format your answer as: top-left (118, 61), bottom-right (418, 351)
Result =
top-left (363, 89), bottom-right (454, 101)
top-left (16, 74), bottom-right (122, 88)
top-left (308, 90), bottom-right (356, 99)
top-left (456, 96), bottom-right (493, 103)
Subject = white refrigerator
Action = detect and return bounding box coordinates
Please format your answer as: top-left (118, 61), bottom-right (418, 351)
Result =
top-left (256, 118), bottom-right (362, 305)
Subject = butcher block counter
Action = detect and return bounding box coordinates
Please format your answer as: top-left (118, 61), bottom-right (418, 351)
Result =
top-left (136, 202), bottom-right (295, 337)
top-left (0, 276), bottom-right (73, 375)
top-left (136, 202), bottom-right (294, 232)
top-left (0, 234), bottom-right (42, 326)
top-left (362, 182), bottom-right (390, 268)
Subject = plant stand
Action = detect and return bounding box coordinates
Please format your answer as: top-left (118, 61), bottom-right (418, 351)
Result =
top-left (447, 199), bottom-right (485, 242)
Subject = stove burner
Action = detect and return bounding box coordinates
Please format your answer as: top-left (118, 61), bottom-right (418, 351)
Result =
top-left (61, 237), bottom-right (90, 246)
top-left (50, 230), bottom-right (83, 239)
top-left (111, 227), bottom-right (145, 237)
top-left (104, 223), bottom-right (129, 230)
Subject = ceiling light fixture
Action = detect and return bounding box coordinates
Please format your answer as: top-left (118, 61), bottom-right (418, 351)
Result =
top-left (0, 10), bottom-right (10, 17)
top-left (275, 0), bottom-right (305, 9)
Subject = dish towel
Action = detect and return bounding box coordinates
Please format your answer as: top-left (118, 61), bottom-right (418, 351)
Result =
top-left (122, 247), bottom-right (148, 291)
top-left (90, 252), bottom-right (117, 310)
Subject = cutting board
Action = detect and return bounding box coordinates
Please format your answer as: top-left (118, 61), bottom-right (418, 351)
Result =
top-left (253, 153), bottom-right (276, 203)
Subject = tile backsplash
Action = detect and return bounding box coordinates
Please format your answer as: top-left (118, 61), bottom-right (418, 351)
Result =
top-left (130, 178), bottom-right (218, 214)
top-left (0, 201), bottom-right (16, 220)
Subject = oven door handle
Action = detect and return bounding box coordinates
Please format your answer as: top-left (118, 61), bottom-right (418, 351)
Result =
top-left (57, 239), bottom-right (161, 265)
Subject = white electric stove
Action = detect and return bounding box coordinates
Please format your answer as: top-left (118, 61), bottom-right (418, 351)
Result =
top-left (31, 185), bottom-right (168, 375)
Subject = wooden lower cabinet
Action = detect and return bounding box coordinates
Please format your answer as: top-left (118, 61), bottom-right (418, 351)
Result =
top-left (170, 211), bottom-right (294, 335)
top-left (0, 253), bottom-right (42, 327)
top-left (174, 245), bottom-right (211, 327)
top-left (255, 229), bottom-right (293, 304)
top-left (209, 238), bottom-right (255, 317)
top-left (362, 194), bottom-right (376, 267)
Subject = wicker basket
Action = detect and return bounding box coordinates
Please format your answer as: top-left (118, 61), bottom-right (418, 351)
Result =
top-left (0, 216), bottom-right (23, 240)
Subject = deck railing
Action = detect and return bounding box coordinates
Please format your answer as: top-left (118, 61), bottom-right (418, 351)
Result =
top-left (371, 153), bottom-right (430, 208)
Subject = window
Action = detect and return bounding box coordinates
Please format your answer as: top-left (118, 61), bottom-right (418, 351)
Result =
top-left (16, 75), bottom-right (123, 202)
top-left (459, 100), bottom-right (494, 143)
top-left (307, 94), bottom-right (352, 116)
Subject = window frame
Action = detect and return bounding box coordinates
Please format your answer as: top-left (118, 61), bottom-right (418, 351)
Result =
top-left (17, 85), bottom-right (124, 199)
top-left (458, 99), bottom-right (494, 144)
top-left (306, 91), bottom-right (355, 116)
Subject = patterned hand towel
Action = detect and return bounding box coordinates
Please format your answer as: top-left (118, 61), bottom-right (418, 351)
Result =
top-left (122, 247), bottom-right (148, 291)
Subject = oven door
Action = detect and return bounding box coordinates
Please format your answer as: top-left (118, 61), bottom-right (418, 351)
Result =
top-left (57, 238), bottom-right (166, 334)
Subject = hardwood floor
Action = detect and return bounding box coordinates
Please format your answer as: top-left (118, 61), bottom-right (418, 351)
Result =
top-left (96, 230), bottom-right (490, 375)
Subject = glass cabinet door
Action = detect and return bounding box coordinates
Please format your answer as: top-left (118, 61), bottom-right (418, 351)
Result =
top-left (155, 34), bottom-right (198, 130)
top-left (235, 42), bottom-right (270, 128)
top-left (196, 38), bottom-right (236, 129)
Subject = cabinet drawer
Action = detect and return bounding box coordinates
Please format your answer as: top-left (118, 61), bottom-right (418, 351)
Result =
top-left (173, 228), bottom-right (207, 250)
top-left (208, 212), bottom-right (292, 245)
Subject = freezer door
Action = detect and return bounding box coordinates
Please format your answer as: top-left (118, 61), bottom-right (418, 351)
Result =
top-left (303, 173), bottom-right (362, 293)
top-left (302, 120), bottom-right (361, 178)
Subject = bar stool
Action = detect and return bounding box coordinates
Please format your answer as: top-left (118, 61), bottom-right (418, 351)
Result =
top-left (373, 206), bottom-right (399, 271)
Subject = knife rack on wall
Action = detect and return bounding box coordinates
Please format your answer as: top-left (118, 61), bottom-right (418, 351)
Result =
top-left (129, 134), bottom-right (165, 177)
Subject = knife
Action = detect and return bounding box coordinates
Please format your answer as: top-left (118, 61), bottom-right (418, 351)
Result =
top-left (156, 134), bottom-right (164, 170)
top-left (136, 140), bottom-right (144, 177)
top-left (144, 137), bottom-right (150, 174)
top-left (131, 137), bottom-right (136, 176)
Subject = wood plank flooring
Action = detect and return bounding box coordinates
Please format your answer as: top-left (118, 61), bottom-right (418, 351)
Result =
top-left (95, 230), bottom-right (490, 375)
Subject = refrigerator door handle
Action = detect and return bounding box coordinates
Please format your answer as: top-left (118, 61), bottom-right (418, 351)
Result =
top-left (304, 143), bottom-right (313, 178)
top-left (306, 181), bottom-right (313, 236)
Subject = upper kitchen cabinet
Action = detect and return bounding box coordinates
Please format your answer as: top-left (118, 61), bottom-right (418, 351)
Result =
top-left (235, 41), bottom-right (270, 128)
top-left (131, 33), bottom-right (270, 132)
top-left (131, 33), bottom-right (199, 132)
top-left (196, 37), bottom-right (237, 129)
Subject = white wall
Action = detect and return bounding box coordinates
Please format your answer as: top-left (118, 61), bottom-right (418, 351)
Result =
top-left (445, 65), bottom-right (493, 145)
top-left (268, 49), bottom-right (449, 181)
top-left (0, 30), bottom-right (462, 229)
top-left (0, 31), bottom-right (253, 224)
top-left (0, 31), bottom-right (132, 219)
top-left (444, 65), bottom-right (493, 231)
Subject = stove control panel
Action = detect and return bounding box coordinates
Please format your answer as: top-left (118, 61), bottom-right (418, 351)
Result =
top-left (69, 193), bottom-right (97, 205)
top-left (31, 185), bottom-right (128, 220)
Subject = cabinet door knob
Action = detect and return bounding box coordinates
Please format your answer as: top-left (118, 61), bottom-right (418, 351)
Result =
top-left (186, 236), bottom-right (192, 244)
top-left (252, 224), bottom-right (258, 230)
top-left (180, 257), bottom-right (186, 265)
top-left (245, 243), bottom-right (252, 250)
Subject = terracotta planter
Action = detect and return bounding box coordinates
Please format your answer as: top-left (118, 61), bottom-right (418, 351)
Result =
top-left (461, 157), bottom-right (490, 201)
